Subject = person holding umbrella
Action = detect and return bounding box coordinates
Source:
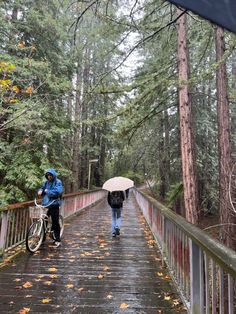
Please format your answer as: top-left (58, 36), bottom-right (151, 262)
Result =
top-left (102, 176), bottom-right (134, 237)
top-left (107, 190), bottom-right (125, 237)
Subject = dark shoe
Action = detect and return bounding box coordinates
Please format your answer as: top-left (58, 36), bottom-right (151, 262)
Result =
top-left (115, 227), bottom-right (120, 235)
top-left (112, 232), bottom-right (116, 237)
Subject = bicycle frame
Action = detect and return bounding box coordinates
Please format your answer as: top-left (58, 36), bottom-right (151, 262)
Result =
top-left (26, 199), bottom-right (64, 253)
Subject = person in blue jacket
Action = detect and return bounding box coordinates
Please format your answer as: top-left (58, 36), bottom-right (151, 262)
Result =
top-left (38, 168), bottom-right (63, 247)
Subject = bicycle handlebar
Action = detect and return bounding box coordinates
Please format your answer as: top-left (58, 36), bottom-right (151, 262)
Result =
top-left (34, 198), bottom-right (56, 208)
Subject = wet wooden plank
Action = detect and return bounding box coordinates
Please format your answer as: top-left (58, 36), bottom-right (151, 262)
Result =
top-left (0, 193), bottom-right (187, 313)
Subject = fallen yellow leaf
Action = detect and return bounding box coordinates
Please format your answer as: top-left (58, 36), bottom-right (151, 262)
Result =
top-left (66, 284), bottom-right (74, 288)
top-left (172, 299), bottom-right (180, 306)
top-left (18, 308), bottom-right (30, 314)
top-left (156, 272), bottom-right (163, 277)
top-left (165, 275), bottom-right (172, 280)
top-left (97, 274), bottom-right (104, 279)
top-left (50, 274), bottom-right (58, 279)
top-left (41, 298), bottom-right (52, 304)
top-left (77, 287), bottom-right (85, 292)
top-left (22, 282), bottom-right (33, 289)
top-left (44, 281), bottom-right (52, 285)
top-left (48, 267), bottom-right (57, 272)
top-left (164, 295), bottom-right (171, 301)
top-left (103, 266), bottom-right (110, 271)
top-left (120, 303), bottom-right (129, 309)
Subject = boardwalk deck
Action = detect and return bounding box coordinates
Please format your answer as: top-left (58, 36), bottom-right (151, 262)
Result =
top-left (0, 193), bottom-right (187, 313)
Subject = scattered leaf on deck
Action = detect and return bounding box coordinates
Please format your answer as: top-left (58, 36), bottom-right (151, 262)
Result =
top-left (164, 295), bottom-right (171, 301)
top-left (44, 281), bottom-right (52, 285)
top-left (66, 284), bottom-right (74, 288)
top-left (34, 278), bottom-right (41, 282)
top-left (84, 252), bottom-right (93, 256)
top-left (41, 298), bottom-right (52, 303)
top-left (107, 294), bottom-right (113, 299)
top-left (172, 299), bottom-right (180, 306)
top-left (48, 267), bottom-right (57, 272)
top-left (22, 281), bottom-right (33, 288)
top-left (77, 287), bottom-right (85, 293)
top-left (18, 307), bottom-right (30, 313)
top-left (156, 272), bottom-right (163, 277)
top-left (103, 266), bottom-right (110, 271)
top-left (120, 303), bottom-right (129, 309)
top-left (97, 274), bottom-right (104, 279)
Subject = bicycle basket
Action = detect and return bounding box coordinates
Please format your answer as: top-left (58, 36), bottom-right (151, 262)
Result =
top-left (29, 206), bottom-right (45, 219)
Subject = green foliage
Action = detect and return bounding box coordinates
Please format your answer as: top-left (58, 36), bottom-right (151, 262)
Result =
top-left (166, 182), bottom-right (184, 208)
top-left (120, 170), bottom-right (143, 186)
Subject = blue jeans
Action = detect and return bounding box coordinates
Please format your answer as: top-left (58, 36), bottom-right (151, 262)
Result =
top-left (111, 207), bottom-right (122, 233)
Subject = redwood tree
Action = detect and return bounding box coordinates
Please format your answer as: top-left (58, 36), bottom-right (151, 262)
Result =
top-left (215, 26), bottom-right (234, 248)
top-left (176, 8), bottom-right (199, 224)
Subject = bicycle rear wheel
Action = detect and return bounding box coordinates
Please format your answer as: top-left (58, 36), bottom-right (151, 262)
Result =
top-left (26, 220), bottom-right (44, 253)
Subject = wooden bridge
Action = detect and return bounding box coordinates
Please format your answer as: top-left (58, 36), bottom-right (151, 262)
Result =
top-left (0, 189), bottom-right (235, 313)
top-left (0, 193), bottom-right (185, 313)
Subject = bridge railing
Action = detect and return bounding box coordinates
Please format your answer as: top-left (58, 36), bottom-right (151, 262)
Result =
top-left (134, 189), bottom-right (236, 314)
top-left (0, 190), bottom-right (106, 259)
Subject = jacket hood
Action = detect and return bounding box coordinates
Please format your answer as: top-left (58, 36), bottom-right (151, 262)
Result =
top-left (45, 168), bottom-right (57, 180)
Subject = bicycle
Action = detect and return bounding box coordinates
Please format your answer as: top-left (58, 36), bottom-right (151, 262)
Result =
top-left (26, 199), bottom-right (64, 253)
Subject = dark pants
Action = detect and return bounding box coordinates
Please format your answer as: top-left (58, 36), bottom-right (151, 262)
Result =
top-left (47, 204), bottom-right (61, 242)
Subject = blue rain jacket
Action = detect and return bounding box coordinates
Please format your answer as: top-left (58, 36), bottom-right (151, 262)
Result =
top-left (40, 168), bottom-right (63, 207)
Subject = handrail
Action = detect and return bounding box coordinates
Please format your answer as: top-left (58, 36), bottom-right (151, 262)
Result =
top-left (0, 188), bottom-right (101, 212)
top-left (141, 191), bottom-right (236, 276)
top-left (134, 188), bottom-right (236, 314)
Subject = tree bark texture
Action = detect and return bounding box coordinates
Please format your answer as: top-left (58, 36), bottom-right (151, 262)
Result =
top-left (177, 8), bottom-right (199, 224)
top-left (215, 26), bottom-right (234, 249)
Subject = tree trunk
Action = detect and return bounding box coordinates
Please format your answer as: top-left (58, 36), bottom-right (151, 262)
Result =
top-left (231, 50), bottom-right (236, 162)
top-left (159, 111), bottom-right (170, 199)
top-left (71, 68), bottom-right (81, 192)
top-left (64, 95), bottom-right (73, 193)
top-left (176, 8), bottom-right (199, 224)
top-left (215, 26), bottom-right (234, 249)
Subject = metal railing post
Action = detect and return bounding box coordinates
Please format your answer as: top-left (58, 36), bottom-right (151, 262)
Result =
top-left (190, 239), bottom-right (203, 314)
top-left (0, 211), bottom-right (8, 260)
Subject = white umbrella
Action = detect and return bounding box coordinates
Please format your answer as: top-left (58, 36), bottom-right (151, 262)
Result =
top-left (102, 176), bottom-right (134, 192)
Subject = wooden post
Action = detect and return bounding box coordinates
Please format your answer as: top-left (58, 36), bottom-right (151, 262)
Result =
top-left (0, 211), bottom-right (9, 260)
top-left (190, 240), bottom-right (203, 314)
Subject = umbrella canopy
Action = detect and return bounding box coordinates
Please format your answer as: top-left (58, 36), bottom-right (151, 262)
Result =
top-left (167, 0), bottom-right (236, 34)
top-left (102, 176), bottom-right (134, 192)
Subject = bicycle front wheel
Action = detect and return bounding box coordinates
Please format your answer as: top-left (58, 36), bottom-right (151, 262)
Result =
top-left (26, 220), bottom-right (44, 253)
